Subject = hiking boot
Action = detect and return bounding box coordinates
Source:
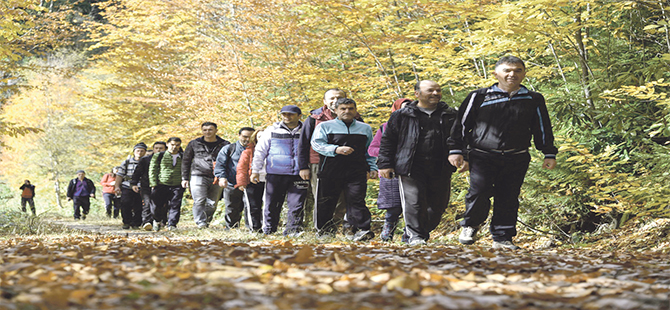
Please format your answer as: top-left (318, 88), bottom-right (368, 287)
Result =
top-left (152, 220), bottom-right (161, 232)
top-left (408, 237), bottom-right (427, 246)
top-left (380, 220), bottom-right (397, 242)
top-left (82, 214), bottom-right (87, 220)
top-left (492, 240), bottom-right (520, 250)
top-left (458, 226), bottom-right (478, 245)
top-left (351, 230), bottom-right (374, 242)
top-left (142, 222), bottom-right (153, 231)
top-left (122, 224), bottom-right (130, 230)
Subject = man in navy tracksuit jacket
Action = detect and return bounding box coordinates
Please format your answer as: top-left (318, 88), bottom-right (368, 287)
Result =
top-left (312, 98), bottom-right (378, 241)
top-left (448, 56), bottom-right (558, 250)
top-left (251, 105), bottom-right (308, 236)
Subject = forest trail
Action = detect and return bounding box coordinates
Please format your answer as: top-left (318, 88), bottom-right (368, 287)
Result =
top-left (1, 220), bottom-right (669, 309)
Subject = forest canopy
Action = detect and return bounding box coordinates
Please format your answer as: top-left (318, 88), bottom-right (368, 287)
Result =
top-left (1, 0), bottom-right (669, 235)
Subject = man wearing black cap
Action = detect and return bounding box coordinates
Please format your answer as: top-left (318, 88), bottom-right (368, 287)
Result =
top-left (66, 170), bottom-right (96, 220)
top-left (251, 105), bottom-right (309, 236)
top-left (115, 142), bottom-right (147, 229)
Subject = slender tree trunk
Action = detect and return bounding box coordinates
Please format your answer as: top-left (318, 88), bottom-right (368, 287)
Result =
top-left (549, 42), bottom-right (570, 92)
top-left (659, 0), bottom-right (670, 52)
top-left (574, 11), bottom-right (594, 109)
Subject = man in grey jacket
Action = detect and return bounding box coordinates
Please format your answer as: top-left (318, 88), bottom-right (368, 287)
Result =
top-left (214, 127), bottom-right (254, 229)
top-left (181, 122), bottom-right (230, 229)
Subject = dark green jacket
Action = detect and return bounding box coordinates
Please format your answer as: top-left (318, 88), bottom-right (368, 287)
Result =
top-left (149, 151), bottom-right (183, 187)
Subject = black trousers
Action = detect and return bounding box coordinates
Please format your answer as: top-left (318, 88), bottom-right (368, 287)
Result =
top-left (21, 197), bottom-right (35, 214)
top-left (239, 182), bottom-right (263, 232)
top-left (398, 163), bottom-right (452, 241)
top-left (120, 187), bottom-right (143, 227)
top-left (72, 196), bottom-right (90, 219)
top-left (315, 173), bottom-right (370, 234)
top-left (462, 150), bottom-right (530, 241)
top-left (151, 184), bottom-right (185, 227)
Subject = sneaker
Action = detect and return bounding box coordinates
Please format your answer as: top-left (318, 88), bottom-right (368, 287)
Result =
top-left (380, 221), bottom-right (397, 242)
top-left (492, 240), bottom-right (520, 250)
top-left (408, 237), bottom-right (427, 246)
top-left (152, 220), bottom-right (161, 232)
top-left (284, 231), bottom-right (304, 238)
top-left (197, 223), bottom-right (208, 229)
top-left (122, 224), bottom-right (130, 230)
top-left (351, 230), bottom-right (375, 242)
top-left (142, 222), bottom-right (153, 231)
top-left (459, 226), bottom-right (478, 245)
top-left (167, 225), bottom-right (177, 231)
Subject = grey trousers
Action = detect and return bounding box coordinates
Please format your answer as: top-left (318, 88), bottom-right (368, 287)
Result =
top-left (223, 185), bottom-right (245, 228)
top-left (190, 175), bottom-right (223, 227)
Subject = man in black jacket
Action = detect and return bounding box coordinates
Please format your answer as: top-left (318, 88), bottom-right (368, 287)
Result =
top-left (131, 141), bottom-right (167, 230)
top-left (181, 122), bottom-right (230, 229)
top-left (66, 170), bottom-right (96, 220)
top-left (378, 80), bottom-right (458, 246)
top-left (448, 56), bottom-right (557, 250)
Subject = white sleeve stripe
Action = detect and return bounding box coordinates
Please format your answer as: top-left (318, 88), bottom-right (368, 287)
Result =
top-left (461, 92), bottom-right (477, 137)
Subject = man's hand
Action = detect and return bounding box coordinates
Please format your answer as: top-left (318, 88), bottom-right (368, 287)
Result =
top-left (368, 170), bottom-right (378, 180)
top-left (250, 173), bottom-right (260, 184)
top-left (379, 168), bottom-right (395, 179)
top-left (543, 158), bottom-right (557, 170)
top-left (237, 186), bottom-right (246, 192)
top-left (299, 169), bottom-right (310, 181)
top-left (114, 187), bottom-right (121, 195)
top-left (181, 180), bottom-right (189, 189)
top-left (132, 185), bottom-right (140, 193)
top-left (218, 178), bottom-right (228, 188)
top-left (335, 146), bottom-right (354, 156)
top-left (448, 154), bottom-right (469, 173)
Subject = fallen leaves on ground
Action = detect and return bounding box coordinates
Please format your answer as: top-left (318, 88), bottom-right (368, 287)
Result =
top-left (1, 236), bottom-right (669, 310)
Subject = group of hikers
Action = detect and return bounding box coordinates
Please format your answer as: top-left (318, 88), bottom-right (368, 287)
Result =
top-left (58, 56), bottom-right (557, 249)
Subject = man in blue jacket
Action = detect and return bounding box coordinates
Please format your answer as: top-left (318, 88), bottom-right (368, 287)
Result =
top-left (251, 105), bottom-right (308, 236)
top-left (312, 98), bottom-right (378, 241)
top-left (448, 56), bottom-right (558, 250)
top-left (214, 127), bottom-right (254, 229)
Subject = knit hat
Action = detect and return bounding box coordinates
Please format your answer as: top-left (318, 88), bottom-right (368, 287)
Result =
top-left (133, 142), bottom-right (148, 150)
top-left (280, 105), bottom-right (302, 115)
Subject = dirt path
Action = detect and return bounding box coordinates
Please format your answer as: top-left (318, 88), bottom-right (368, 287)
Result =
top-left (1, 219), bottom-right (669, 309)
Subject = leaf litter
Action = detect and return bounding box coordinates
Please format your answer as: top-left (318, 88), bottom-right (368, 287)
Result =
top-left (1, 236), bottom-right (669, 310)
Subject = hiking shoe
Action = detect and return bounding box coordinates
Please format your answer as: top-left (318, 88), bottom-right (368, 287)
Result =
top-left (142, 222), bottom-right (153, 231)
top-left (492, 240), bottom-right (520, 250)
top-left (122, 224), bottom-right (130, 230)
top-left (380, 221), bottom-right (397, 242)
top-left (351, 230), bottom-right (375, 242)
top-left (152, 220), bottom-right (161, 232)
top-left (408, 238), bottom-right (427, 246)
top-left (458, 226), bottom-right (478, 245)
top-left (284, 231), bottom-right (304, 238)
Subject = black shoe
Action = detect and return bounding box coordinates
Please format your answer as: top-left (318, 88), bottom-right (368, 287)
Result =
top-left (82, 214), bottom-right (87, 220)
top-left (122, 224), bottom-right (130, 229)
